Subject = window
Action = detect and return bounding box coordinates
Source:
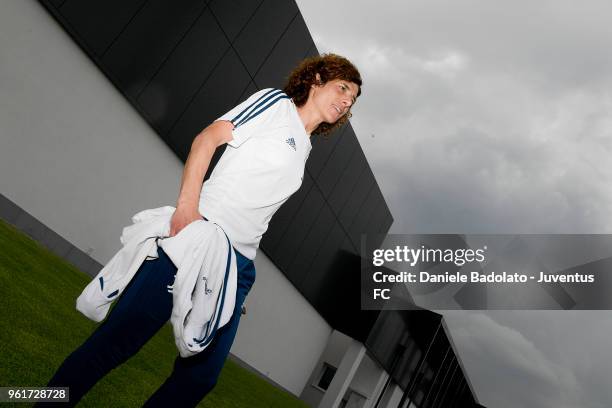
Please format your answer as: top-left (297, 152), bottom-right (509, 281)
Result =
top-left (340, 388), bottom-right (367, 408)
top-left (316, 363), bottom-right (337, 391)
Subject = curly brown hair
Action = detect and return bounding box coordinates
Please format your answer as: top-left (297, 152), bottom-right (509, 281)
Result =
top-left (283, 53), bottom-right (362, 136)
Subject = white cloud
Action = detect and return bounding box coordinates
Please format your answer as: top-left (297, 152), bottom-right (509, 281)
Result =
top-left (421, 50), bottom-right (468, 78)
top-left (445, 312), bottom-right (581, 408)
top-left (445, 311), bottom-right (612, 408)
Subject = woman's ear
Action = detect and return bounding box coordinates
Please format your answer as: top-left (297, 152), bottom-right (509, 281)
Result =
top-left (311, 73), bottom-right (323, 97)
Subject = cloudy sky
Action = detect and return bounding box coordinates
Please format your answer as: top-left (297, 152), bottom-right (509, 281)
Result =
top-left (297, 1), bottom-right (612, 407)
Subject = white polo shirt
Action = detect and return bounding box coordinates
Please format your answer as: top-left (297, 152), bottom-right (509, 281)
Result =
top-left (199, 88), bottom-right (312, 260)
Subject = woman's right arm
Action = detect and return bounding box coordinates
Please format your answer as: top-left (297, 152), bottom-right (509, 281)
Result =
top-left (169, 120), bottom-right (234, 237)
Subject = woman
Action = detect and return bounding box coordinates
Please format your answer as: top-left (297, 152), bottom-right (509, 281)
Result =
top-left (43, 53), bottom-right (361, 407)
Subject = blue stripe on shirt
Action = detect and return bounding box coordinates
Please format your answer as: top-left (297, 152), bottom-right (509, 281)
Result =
top-left (235, 93), bottom-right (290, 128)
top-left (230, 89), bottom-right (280, 124)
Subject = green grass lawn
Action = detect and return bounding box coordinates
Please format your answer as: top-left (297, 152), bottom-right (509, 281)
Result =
top-left (0, 219), bottom-right (309, 408)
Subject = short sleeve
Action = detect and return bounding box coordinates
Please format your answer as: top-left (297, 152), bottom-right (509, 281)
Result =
top-left (215, 88), bottom-right (290, 148)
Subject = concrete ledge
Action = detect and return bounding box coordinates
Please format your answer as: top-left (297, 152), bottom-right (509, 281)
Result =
top-left (0, 193), bottom-right (103, 277)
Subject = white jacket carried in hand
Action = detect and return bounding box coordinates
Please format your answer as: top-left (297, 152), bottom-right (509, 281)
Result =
top-left (76, 206), bottom-right (237, 358)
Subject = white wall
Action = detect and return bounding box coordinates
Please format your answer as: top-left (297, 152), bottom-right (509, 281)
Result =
top-left (300, 330), bottom-right (354, 407)
top-left (0, 0), bottom-right (183, 264)
top-left (299, 330), bottom-right (389, 407)
top-left (233, 252), bottom-right (332, 395)
top-left (349, 354), bottom-right (384, 401)
top-left (384, 383), bottom-right (405, 408)
top-left (0, 0), bottom-right (331, 396)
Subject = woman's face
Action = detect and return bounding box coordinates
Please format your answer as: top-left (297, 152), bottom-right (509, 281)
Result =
top-left (310, 77), bottom-right (360, 124)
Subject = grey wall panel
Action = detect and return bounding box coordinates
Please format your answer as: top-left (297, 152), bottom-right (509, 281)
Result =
top-left (364, 188), bottom-right (389, 248)
top-left (260, 172), bottom-right (313, 254)
top-left (12, 210), bottom-right (49, 247)
top-left (209, 0), bottom-right (264, 43)
top-left (102, 0), bottom-right (207, 98)
top-left (65, 246), bottom-right (96, 276)
top-left (298, 221), bottom-right (345, 295)
top-left (381, 208), bottom-right (394, 233)
top-left (339, 168), bottom-right (375, 229)
top-left (51, 0), bottom-right (66, 8)
top-left (59, 0), bottom-right (146, 56)
top-left (315, 126), bottom-right (359, 199)
top-left (43, 230), bottom-right (73, 261)
top-left (165, 49), bottom-right (252, 160)
top-left (0, 194), bottom-right (22, 224)
top-left (302, 43), bottom-right (318, 59)
top-left (271, 184), bottom-right (325, 274)
top-left (367, 188), bottom-right (386, 228)
top-left (327, 147), bottom-right (366, 217)
top-left (36, 223), bottom-right (64, 255)
top-left (287, 201), bottom-right (336, 284)
top-left (254, 13), bottom-right (312, 88)
top-left (340, 234), bottom-right (358, 256)
top-left (138, 10), bottom-right (230, 135)
top-left (236, 81), bottom-right (261, 103)
top-left (348, 184), bottom-right (380, 248)
top-left (232, 0), bottom-right (298, 77)
top-left (306, 124), bottom-right (346, 179)
top-left (366, 197), bottom-right (388, 236)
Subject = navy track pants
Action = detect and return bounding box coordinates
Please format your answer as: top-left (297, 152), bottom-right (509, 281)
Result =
top-left (40, 245), bottom-right (255, 407)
